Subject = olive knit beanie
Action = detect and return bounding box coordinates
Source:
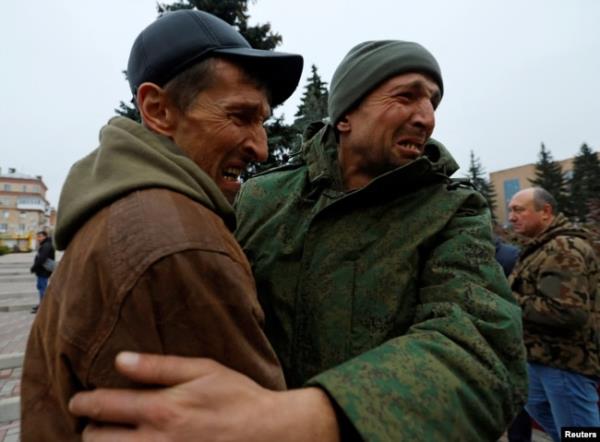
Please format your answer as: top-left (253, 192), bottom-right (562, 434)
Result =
top-left (328, 40), bottom-right (443, 124)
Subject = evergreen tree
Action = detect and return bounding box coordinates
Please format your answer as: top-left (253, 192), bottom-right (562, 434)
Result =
top-left (465, 150), bottom-right (497, 219)
top-left (157, 1), bottom-right (282, 49)
top-left (114, 70), bottom-right (141, 120)
top-left (293, 65), bottom-right (329, 134)
top-left (115, 100), bottom-right (140, 121)
top-left (570, 143), bottom-right (600, 221)
top-left (529, 143), bottom-right (567, 213)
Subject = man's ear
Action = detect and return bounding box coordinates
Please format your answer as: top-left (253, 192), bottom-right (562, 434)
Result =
top-left (542, 203), bottom-right (554, 220)
top-left (336, 116), bottom-right (352, 134)
top-left (136, 82), bottom-right (178, 136)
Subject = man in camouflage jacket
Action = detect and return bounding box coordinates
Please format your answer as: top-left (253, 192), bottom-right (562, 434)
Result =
top-left (67, 41), bottom-right (527, 442)
top-left (508, 187), bottom-right (600, 441)
top-left (234, 40), bottom-right (526, 441)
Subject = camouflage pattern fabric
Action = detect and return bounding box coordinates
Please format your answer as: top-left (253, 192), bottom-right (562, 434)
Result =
top-left (509, 213), bottom-right (600, 376)
top-left (235, 122), bottom-right (527, 441)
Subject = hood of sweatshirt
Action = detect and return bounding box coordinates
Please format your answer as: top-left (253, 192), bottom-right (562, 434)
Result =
top-left (54, 117), bottom-right (235, 250)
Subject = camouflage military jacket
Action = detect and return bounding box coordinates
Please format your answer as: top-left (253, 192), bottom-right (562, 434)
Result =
top-left (235, 123), bottom-right (527, 441)
top-left (509, 213), bottom-right (600, 376)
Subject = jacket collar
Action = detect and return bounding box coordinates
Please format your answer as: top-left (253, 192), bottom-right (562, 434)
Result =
top-left (521, 213), bottom-right (588, 257)
top-left (303, 123), bottom-right (343, 189)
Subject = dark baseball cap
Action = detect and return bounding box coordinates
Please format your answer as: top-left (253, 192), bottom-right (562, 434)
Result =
top-left (127, 10), bottom-right (304, 106)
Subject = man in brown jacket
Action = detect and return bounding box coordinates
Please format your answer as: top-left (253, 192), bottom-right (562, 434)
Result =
top-left (20, 10), bottom-right (303, 441)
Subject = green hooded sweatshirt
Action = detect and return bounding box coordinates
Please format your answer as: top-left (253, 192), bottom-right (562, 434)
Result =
top-left (54, 117), bottom-right (234, 250)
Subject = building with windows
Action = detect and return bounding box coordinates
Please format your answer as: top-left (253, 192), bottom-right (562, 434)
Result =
top-left (489, 157), bottom-right (576, 225)
top-left (0, 167), bottom-right (54, 251)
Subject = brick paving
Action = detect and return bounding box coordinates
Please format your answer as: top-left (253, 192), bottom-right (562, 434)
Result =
top-left (0, 422), bottom-right (19, 442)
top-left (0, 314), bottom-right (33, 354)
top-left (0, 253), bottom-right (37, 442)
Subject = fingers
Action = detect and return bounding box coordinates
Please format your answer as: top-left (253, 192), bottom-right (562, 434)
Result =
top-left (114, 352), bottom-right (225, 386)
top-left (70, 354), bottom-right (228, 427)
top-left (82, 423), bottom-right (139, 442)
top-left (69, 388), bottom-right (150, 424)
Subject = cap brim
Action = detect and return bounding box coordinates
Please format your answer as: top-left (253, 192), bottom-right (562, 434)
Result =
top-left (214, 48), bottom-right (303, 107)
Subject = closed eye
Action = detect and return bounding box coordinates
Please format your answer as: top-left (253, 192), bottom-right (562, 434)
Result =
top-left (395, 92), bottom-right (414, 101)
top-left (229, 109), bottom-right (271, 126)
top-left (229, 111), bottom-right (253, 125)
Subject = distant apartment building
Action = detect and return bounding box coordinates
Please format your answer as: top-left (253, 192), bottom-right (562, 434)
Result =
top-left (0, 167), bottom-right (54, 251)
top-left (490, 157), bottom-right (576, 225)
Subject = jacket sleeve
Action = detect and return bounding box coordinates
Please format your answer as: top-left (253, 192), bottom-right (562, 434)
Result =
top-left (513, 236), bottom-right (591, 331)
top-left (86, 249), bottom-right (285, 391)
top-left (307, 195), bottom-right (527, 441)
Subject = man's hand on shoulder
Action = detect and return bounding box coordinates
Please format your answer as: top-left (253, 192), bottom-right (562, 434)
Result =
top-left (69, 352), bottom-right (340, 442)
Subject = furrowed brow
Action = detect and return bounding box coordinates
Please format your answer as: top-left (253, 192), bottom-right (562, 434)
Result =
top-left (226, 101), bottom-right (271, 119)
top-left (390, 80), bottom-right (440, 99)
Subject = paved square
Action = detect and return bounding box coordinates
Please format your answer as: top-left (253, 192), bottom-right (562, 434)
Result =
top-left (0, 252), bottom-right (37, 442)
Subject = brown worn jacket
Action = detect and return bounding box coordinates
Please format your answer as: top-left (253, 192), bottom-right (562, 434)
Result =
top-left (21, 189), bottom-right (285, 441)
top-left (21, 118), bottom-right (285, 441)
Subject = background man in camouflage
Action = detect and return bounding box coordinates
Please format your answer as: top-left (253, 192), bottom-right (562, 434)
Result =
top-left (508, 187), bottom-right (600, 441)
top-left (70, 40), bottom-right (527, 441)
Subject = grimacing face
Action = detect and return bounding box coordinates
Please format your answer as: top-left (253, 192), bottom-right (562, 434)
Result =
top-left (336, 72), bottom-right (441, 180)
top-left (169, 59), bottom-right (271, 202)
top-left (508, 191), bottom-right (547, 237)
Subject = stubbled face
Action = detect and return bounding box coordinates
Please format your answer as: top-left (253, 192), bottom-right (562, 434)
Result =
top-left (508, 190), bottom-right (546, 237)
top-left (338, 72), bottom-right (441, 180)
top-left (170, 59), bottom-right (270, 202)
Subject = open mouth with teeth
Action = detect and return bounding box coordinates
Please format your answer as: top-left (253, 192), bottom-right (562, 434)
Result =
top-left (396, 141), bottom-right (423, 156)
top-left (222, 167), bottom-right (243, 182)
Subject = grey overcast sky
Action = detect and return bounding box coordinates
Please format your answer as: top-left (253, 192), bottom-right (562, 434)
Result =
top-left (2, 1), bottom-right (600, 208)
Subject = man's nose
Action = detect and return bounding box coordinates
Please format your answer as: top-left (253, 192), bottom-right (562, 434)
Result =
top-left (242, 125), bottom-right (269, 163)
top-left (410, 99), bottom-right (435, 132)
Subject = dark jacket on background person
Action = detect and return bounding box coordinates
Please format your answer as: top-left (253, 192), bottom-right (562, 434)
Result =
top-left (495, 238), bottom-right (520, 277)
top-left (235, 122), bottom-right (527, 441)
top-left (494, 238), bottom-right (531, 442)
top-left (21, 117), bottom-right (285, 442)
top-left (509, 213), bottom-right (600, 376)
top-left (30, 236), bottom-right (55, 278)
